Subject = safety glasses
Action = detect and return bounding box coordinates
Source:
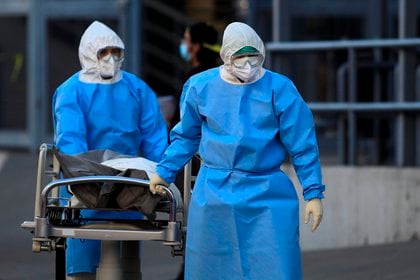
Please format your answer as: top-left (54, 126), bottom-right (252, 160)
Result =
top-left (231, 54), bottom-right (263, 68)
top-left (97, 47), bottom-right (124, 61)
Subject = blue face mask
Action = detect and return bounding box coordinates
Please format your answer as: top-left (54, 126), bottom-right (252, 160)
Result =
top-left (179, 42), bottom-right (191, 62)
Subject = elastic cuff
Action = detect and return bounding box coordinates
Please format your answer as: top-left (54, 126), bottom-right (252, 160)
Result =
top-left (156, 165), bottom-right (176, 184)
top-left (303, 189), bottom-right (324, 201)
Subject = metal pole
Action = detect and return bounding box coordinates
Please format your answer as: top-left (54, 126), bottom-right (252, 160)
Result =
top-left (336, 63), bottom-right (348, 164)
top-left (183, 161), bottom-right (192, 227)
top-left (366, 0), bottom-right (387, 38)
top-left (372, 48), bottom-right (382, 164)
top-left (272, 0), bottom-right (280, 42)
top-left (396, 0), bottom-right (416, 166)
top-left (368, 0), bottom-right (386, 165)
top-left (27, 0), bottom-right (46, 151)
top-left (137, 0), bottom-right (142, 75)
top-left (120, 241), bottom-right (141, 280)
top-left (416, 65), bottom-right (420, 165)
top-left (347, 48), bottom-right (357, 165)
top-left (266, 38), bottom-right (420, 52)
top-left (120, 0), bottom-right (140, 76)
top-left (96, 241), bottom-right (123, 280)
top-left (271, 0), bottom-right (281, 72)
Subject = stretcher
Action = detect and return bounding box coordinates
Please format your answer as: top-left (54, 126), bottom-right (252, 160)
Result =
top-left (21, 143), bottom-right (192, 279)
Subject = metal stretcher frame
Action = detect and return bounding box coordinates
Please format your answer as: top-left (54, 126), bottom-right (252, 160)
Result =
top-left (21, 143), bottom-right (190, 277)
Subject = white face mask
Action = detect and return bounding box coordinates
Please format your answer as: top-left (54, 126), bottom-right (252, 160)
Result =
top-left (232, 62), bottom-right (261, 83)
top-left (98, 54), bottom-right (120, 79)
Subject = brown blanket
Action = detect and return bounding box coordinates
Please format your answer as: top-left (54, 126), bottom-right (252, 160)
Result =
top-left (53, 148), bottom-right (162, 220)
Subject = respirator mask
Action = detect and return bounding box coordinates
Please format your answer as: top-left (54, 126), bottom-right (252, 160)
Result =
top-left (97, 47), bottom-right (124, 79)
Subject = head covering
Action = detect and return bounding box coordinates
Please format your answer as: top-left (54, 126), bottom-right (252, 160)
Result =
top-left (78, 21), bottom-right (125, 84)
top-left (220, 22), bottom-right (265, 64)
top-left (219, 22), bottom-right (266, 84)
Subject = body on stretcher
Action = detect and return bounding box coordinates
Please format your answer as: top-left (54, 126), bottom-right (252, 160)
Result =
top-left (21, 144), bottom-right (190, 269)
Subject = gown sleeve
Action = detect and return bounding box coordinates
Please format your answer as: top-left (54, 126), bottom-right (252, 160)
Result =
top-left (137, 81), bottom-right (168, 162)
top-left (275, 80), bottom-right (325, 201)
top-left (52, 84), bottom-right (88, 155)
top-left (156, 80), bottom-right (202, 183)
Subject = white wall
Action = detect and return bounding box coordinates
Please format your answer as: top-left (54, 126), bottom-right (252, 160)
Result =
top-left (282, 165), bottom-right (420, 251)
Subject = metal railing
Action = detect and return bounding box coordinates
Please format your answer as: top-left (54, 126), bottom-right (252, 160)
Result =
top-left (265, 38), bottom-right (420, 166)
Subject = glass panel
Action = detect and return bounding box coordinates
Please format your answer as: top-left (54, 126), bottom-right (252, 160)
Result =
top-left (0, 17), bottom-right (27, 129)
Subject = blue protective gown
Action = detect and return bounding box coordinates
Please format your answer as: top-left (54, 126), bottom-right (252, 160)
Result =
top-left (53, 71), bottom-right (168, 274)
top-left (156, 68), bottom-right (325, 279)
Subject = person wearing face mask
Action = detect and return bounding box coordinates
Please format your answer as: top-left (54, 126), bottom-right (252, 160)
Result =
top-left (52, 20), bottom-right (168, 279)
top-left (172, 22), bottom-right (221, 129)
top-left (149, 22), bottom-right (325, 279)
top-left (179, 22), bottom-right (220, 78)
top-left (172, 22), bottom-right (221, 280)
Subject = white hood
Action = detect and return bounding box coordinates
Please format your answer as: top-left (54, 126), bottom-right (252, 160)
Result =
top-left (78, 21), bottom-right (125, 84)
top-left (220, 22), bottom-right (265, 65)
top-left (219, 22), bottom-right (266, 84)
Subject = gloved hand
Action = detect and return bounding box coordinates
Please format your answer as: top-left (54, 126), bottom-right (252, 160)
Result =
top-left (149, 173), bottom-right (169, 196)
top-left (304, 198), bottom-right (323, 232)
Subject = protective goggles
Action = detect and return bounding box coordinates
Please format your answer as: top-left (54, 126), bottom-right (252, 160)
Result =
top-left (231, 53), bottom-right (263, 68)
top-left (97, 47), bottom-right (124, 61)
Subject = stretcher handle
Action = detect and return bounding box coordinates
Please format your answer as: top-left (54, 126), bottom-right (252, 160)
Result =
top-left (34, 144), bottom-right (54, 218)
top-left (39, 176), bottom-right (177, 222)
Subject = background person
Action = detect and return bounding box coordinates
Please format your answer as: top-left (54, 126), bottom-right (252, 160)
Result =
top-left (53, 20), bottom-right (168, 279)
top-left (171, 21), bottom-right (221, 129)
top-left (150, 22), bottom-right (325, 279)
top-left (173, 21), bottom-right (221, 280)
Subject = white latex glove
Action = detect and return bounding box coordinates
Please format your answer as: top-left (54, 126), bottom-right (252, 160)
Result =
top-left (149, 173), bottom-right (169, 196)
top-left (304, 198), bottom-right (323, 232)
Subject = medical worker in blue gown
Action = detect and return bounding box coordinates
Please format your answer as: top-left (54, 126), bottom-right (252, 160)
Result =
top-left (53, 21), bottom-right (168, 279)
top-left (150, 21), bottom-right (325, 280)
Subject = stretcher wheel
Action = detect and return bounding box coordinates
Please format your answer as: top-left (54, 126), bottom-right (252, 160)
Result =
top-left (32, 241), bottom-right (41, 252)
